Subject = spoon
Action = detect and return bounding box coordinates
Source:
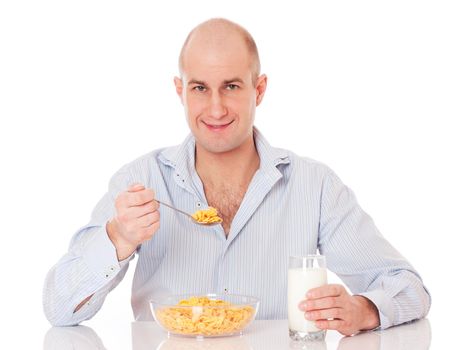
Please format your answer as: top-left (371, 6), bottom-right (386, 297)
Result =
top-left (155, 200), bottom-right (222, 226)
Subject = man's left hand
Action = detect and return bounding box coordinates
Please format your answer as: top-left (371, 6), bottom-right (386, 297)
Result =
top-left (299, 284), bottom-right (380, 336)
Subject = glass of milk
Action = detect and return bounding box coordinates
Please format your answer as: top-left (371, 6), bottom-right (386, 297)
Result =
top-left (288, 255), bottom-right (327, 341)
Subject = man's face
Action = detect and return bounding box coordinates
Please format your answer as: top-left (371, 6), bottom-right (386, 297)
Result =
top-left (174, 37), bottom-right (266, 155)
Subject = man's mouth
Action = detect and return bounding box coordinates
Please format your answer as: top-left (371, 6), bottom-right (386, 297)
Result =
top-left (203, 120), bottom-right (234, 131)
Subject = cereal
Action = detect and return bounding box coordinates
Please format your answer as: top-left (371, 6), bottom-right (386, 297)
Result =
top-left (155, 296), bottom-right (255, 336)
top-left (191, 207), bottom-right (223, 224)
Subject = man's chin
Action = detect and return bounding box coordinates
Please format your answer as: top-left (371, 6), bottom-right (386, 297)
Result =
top-left (202, 144), bottom-right (236, 155)
top-left (196, 140), bottom-right (238, 155)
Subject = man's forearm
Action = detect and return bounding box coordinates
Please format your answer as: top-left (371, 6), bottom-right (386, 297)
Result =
top-left (358, 270), bottom-right (431, 329)
top-left (43, 226), bottom-right (130, 326)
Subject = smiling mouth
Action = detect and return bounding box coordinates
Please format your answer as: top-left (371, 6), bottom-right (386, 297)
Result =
top-left (203, 120), bottom-right (234, 130)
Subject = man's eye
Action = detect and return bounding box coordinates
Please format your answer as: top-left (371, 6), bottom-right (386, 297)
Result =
top-left (226, 84), bottom-right (239, 90)
top-left (193, 86), bottom-right (206, 92)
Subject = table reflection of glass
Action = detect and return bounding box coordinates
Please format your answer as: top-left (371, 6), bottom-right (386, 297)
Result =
top-left (43, 318), bottom-right (431, 350)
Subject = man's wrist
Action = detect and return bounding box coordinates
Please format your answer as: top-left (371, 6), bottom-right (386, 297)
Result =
top-left (354, 295), bottom-right (381, 331)
top-left (106, 219), bottom-right (136, 261)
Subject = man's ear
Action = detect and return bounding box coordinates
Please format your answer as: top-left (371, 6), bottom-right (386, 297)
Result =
top-left (255, 74), bottom-right (267, 106)
top-left (174, 76), bottom-right (184, 105)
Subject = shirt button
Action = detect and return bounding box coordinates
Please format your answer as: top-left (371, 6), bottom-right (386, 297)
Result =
top-left (105, 266), bottom-right (115, 278)
top-left (196, 202), bottom-right (202, 207)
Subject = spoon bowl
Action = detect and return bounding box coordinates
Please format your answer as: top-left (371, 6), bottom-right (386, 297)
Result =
top-left (156, 200), bottom-right (222, 226)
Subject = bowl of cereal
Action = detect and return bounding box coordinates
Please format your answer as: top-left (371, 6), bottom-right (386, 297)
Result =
top-left (150, 293), bottom-right (259, 338)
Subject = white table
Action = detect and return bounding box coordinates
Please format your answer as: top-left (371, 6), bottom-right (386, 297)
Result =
top-left (43, 318), bottom-right (431, 350)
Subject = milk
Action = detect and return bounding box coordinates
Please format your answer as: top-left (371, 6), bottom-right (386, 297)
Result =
top-left (288, 267), bottom-right (328, 332)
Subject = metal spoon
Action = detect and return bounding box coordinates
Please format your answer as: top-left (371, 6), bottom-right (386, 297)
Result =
top-left (155, 200), bottom-right (222, 226)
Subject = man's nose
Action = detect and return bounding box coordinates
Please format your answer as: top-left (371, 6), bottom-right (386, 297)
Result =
top-left (208, 92), bottom-right (227, 119)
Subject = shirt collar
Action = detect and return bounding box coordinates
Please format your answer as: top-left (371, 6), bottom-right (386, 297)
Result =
top-left (253, 127), bottom-right (290, 171)
top-left (158, 127), bottom-right (290, 179)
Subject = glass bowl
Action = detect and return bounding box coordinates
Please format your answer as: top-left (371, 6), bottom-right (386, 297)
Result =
top-left (150, 293), bottom-right (259, 338)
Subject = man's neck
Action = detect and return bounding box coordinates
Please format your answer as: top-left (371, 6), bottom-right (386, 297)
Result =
top-left (195, 136), bottom-right (260, 188)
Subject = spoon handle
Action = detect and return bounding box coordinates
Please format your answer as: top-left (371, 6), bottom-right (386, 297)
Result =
top-left (156, 200), bottom-right (193, 219)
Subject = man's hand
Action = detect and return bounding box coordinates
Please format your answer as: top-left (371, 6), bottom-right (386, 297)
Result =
top-left (106, 184), bottom-right (160, 260)
top-left (298, 284), bottom-right (380, 336)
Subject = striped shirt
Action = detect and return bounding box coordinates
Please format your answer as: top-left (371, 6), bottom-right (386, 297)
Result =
top-left (43, 128), bottom-right (431, 328)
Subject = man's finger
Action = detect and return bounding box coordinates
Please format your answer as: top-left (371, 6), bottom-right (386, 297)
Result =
top-left (128, 183), bottom-right (145, 192)
top-left (127, 189), bottom-right (155, 207)
top-left (137, 210), bottom-right (160, 228)
top-left (299, 296), bottom-right (341, 311)
top-left (315, 319), bottom-right (345, 330)
top-left (142, 221), bottom-right (160, 240)
top-left (125, 200), bottom-right (159, 219)
top-left (305, 307), bottom-right (343, 321)
top-left (306, 284), bottom-right (344, 299)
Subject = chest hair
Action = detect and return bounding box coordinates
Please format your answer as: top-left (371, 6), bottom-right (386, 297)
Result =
top-left (204, 183), bottom-right (247, 235)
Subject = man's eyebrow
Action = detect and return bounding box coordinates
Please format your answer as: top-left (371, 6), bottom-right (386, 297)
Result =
top-left (223, 78), bottom-right (244, 84)
top-left (186, 78), bottom-right (245, 85)
top-left (187, 79), bottom-right (206, 86)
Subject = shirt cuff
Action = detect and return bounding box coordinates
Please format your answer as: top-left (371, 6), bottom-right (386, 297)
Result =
top-left (81, 226), bottom-right (128, 281)
top-left (118, 251), bottom-right (135, 268)
top-left (356, 289), bottom-right (394, 330)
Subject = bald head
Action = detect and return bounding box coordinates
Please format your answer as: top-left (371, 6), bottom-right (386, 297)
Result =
top-left (178, 18), bottom-right (261, 85)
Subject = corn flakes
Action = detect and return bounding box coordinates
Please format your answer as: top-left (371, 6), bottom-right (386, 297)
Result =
top-left (155, 296), bottom-right (255, 336)
top-left (191, 207), bottom-right (223, 224)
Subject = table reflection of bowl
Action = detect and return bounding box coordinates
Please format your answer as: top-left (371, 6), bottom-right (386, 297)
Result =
top-left (158, 335), bottom-right (253, 350)
top-left (150, 293), bottom-right (259, 338)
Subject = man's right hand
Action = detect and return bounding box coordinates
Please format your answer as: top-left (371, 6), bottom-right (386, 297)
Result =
top-left (106, 183), bottom-right (160, 260)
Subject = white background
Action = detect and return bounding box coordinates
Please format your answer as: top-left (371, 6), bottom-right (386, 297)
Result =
top-left (1, 0), bottom-right (474, 348)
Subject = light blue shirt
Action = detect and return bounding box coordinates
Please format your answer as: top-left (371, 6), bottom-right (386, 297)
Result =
top-left (43, 128), bottom-right (431, 329)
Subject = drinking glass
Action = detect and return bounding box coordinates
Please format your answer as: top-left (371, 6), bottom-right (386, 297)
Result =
top-left (288, 255), bottom-right (327, 341)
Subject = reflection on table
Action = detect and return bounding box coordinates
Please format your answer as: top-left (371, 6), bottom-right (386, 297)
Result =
top-left (43, 325), bottom-right (107, 350)
top-left (44, 318), bottom-right (431, 350)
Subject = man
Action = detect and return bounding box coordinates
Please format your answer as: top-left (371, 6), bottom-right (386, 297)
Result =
top-left (43, 18), bottom-right (431, 335)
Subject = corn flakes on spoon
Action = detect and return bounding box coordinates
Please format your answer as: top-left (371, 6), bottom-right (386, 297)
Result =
top-left (155, 200), bottom-right (223, 226)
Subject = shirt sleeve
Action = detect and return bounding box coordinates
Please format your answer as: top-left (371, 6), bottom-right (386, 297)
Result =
top-left (43, 167), bottom-right (135, 326)
top-left (317, 169), bottom-right (431, 329)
